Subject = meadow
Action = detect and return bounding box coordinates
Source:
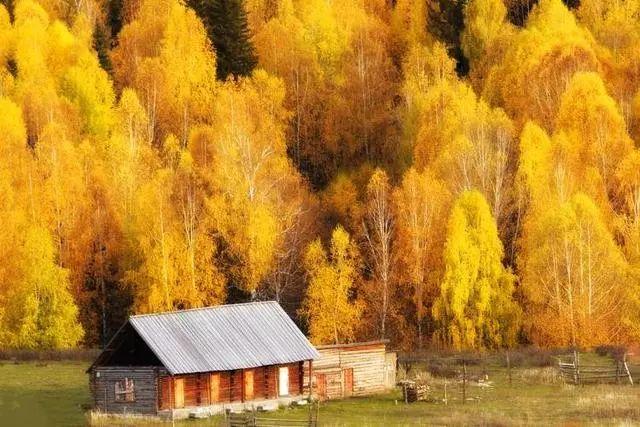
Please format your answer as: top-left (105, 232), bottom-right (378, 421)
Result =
top-left (1, 352), bottom-right (640, 426)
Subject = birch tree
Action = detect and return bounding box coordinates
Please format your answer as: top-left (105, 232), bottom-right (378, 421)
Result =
top-left (362, 169), bottom-right (395, 339)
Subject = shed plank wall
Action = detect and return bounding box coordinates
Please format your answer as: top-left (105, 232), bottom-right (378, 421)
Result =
top-left (313, 344), bottom-right (388, 398)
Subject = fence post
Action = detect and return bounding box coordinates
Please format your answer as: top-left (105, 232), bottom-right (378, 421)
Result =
top-left (624, 354), bottom-right (634, 386)
top-left (444, 378), bottom-right (448, 405)
top-left (507, 351), bottom-right (512, 387)
top-left (462, 360), bottom-right (467, 405)
top-left (573, 349), bottom-right (580, 385)
top-left (616, 360), bottom-right (620, 385)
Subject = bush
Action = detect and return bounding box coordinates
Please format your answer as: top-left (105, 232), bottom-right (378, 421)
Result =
top-left (594, 345), bottom-right (627, 361)
top-left (0, 348), bottom-right (99, 362)
top-left (502, 347), bottom-right (568, 367)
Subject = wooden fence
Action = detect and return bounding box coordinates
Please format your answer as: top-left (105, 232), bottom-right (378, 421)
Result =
top-left (397, 354), bottom-right (503, 404)
top-left (226, 402), bottom-right (319, 427)
top-left (557, 351), bottom-right (634, 385)
top-left (397, 350), bottom-right (639, 405)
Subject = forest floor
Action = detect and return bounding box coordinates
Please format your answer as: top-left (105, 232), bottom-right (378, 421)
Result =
top-left (1, 353), bottom-right (640, 426)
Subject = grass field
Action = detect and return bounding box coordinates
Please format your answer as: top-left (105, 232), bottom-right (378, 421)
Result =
top-left (1, 354), bottom-right (639, 426)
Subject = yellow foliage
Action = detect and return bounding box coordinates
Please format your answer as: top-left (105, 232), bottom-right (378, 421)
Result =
top-left (112, 0), bottom-right (216, 145)
top-left (483, 0), bottom-right (599, 130)
top-left (433, 190), bottom-right (520, 350)
top-left (394, 168), bottom-right (450, 347)
top-left (301, 225), bottom-right (363, 345)
top-left (556, 72), bottom-right (633, 198)
top-left (461, 0), bottom-right (508, 64)
top-left (519, 193), bottom-right (629, 346)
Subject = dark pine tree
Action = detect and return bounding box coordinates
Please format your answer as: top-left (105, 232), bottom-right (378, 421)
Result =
top-left (93, 23), bottom-right (113, 75)
top-left (92, 0), bottom-right (124, 75)
top-left (107, 0), bottom-right (124, 40)
top-left (426, 0), bottom-right (469, 76)
top-left (188, 0), bottom-right (258, 81)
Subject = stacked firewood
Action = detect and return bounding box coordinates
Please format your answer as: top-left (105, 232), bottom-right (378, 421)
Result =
top-left (400, 381), bottom-right (430, 403)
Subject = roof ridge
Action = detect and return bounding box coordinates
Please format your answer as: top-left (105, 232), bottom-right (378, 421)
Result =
top-left (129, 300), bottom-right (278, 319)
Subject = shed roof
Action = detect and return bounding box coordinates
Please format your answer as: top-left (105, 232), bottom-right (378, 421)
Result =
top-left (315, 340), bottom-right (389, 350)
top-left (97, 301), bottom-right (319, 375)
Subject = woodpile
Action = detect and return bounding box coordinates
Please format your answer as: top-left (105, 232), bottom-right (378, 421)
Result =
top-left (400, 381), bottom-right (429, 403)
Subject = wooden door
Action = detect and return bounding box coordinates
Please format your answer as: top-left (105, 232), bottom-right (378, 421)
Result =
top-left (174, 378), bottom-right (185, 408)
top-left (278, 366), bottom-right (289, 396)
top-left (316, 373), bottom-right (327, 400)
top-left (244, 369), bottom-right (254, 400)
top-left (210, 373), bottom-right (220, 403)
top-left (343, 368), bottom-right (354, 397)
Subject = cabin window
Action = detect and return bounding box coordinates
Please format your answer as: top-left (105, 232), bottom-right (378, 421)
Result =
top-left (115, 378), bottom-right (135, 402)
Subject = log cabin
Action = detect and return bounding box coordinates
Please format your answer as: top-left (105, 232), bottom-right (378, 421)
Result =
top-left (312, 340), bottom-right (396, 400)
top-left (88, 301), bottom-right (319, 419)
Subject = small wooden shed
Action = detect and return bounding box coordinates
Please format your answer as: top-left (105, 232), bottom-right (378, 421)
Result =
top-left (312, 340), bottom-right (396, 400)
top-left (88, 301), bottom-right (319, 419)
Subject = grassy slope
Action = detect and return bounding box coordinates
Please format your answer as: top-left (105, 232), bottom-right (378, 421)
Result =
top-left (1, 355), bottom-right (639, 426)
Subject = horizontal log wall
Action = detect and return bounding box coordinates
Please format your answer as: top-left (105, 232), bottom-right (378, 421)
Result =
top-left (90, 367), bottom-right (158, 415)
top-left (313, 343), bottom-right (389, 398)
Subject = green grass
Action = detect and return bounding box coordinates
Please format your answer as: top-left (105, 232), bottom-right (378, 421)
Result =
top-left (1, 355), bottom-right (640, 426)
top-left (0, 361), bottom-right (90, 427)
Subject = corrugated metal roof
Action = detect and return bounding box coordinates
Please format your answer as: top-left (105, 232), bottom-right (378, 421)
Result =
top-left (127, 301), bottom-right (319, 375)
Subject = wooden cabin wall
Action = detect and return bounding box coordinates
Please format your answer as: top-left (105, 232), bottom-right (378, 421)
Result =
top-left (218, 371), bottom-right (231, 402)
top-left (156, 362), bottom-right (310, 411)
top-left (288, 362), bottom-right (302, 395)
top-left (230, 370), bottom-right (243, 401)
top-left (265, 365), bottom-right (277, 398)
top-left (158, 372), bottom-right (211, 409)
top-left (313, 343), bottom-right (389, 399)
top-left (90, 367), bottom-right (158, 415)
top-left (253, 367), bottom-right (264, 399)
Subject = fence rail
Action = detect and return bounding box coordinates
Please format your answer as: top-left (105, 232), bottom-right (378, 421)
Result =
top-left (556, 351), bottom-right (634, 385)
top-left (226, 402), bottom-right (319, 427)
top-left (396, 349), bottom-right (639, 404)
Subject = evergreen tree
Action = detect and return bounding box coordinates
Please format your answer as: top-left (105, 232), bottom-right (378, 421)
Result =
top-left (189, 0), bottom-right (258, 80)
top-left (93, 23), bottom-right (113, 75)
top-left (427, 0), bottom-right (469, 75)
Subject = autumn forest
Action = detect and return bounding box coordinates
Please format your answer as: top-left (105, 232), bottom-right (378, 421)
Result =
top-left (0, 0), bottom-right (639, 352)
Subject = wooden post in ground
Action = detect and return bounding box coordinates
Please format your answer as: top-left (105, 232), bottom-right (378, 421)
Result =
top-left (462, 360), bottom-right (467, 404)
top-left (573, 350), bottom-right (580, 385)
top-left (444, 377), bottom-right (447, 405)
top-left (507, 351), bottom-right (512, 387)
top-left (403, 383), bottom-right (408, 405)
top-left (624, 354), bottom-right (634, 385)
